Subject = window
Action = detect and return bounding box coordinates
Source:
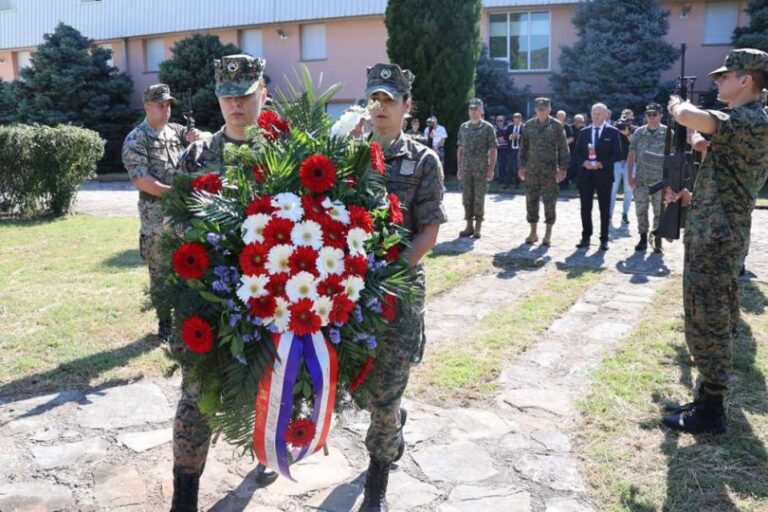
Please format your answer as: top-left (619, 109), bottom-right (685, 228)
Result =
top-left (98, 43), bottom-right (114, 67)
top-left (240, 29), bottom-right (263, 58)
top-left (301, 23), bottom-right (326, 61)
top-left (704, 1), bottom-right (739, 45)
top-left (325, 102), bottom-right (349, 120)
top-left (489, 11), bottom-right (550, 71)
top-left (145, 38), bottom-right (164, 72)
top-left (16, 50), bottom-right (32, 72)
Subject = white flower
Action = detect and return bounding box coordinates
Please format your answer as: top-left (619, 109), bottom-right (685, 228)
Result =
top-left (290, 220), bottom-right (323, 249)
top-left (236, 274), bottom-right (270, 304)
top-left (265, 244), bottom-right (293, 274)
top-left (285, 271), bottom-right (319, 303)
top-left (241, 213), bottom-right (270, 244)
top-left (316, 247), bottom-right (345, 277)
top-left (312, 296), bottom-right (333, 325)
top-left (271, 297), bottom-right (291, 332)
top-left (272, 192), bottom-right (304, 222)
top-left (342, 275), bottom-right (365, 302)
top-left (346, 227), bottom-right (370, 255)
top-left (328, 201), bottom-right (350, 225)
top-left (330, 105), bottom-right (370, 139)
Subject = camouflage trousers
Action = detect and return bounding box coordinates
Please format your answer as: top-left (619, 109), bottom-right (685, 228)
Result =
top-left (633, 185), bottom-right (662, 235)
top-left (139, 232), bottom-right (166, 320)
top-left (461, 169), bottom-right (489, 221)
top-left (525, 170), bottom-right (559, 224)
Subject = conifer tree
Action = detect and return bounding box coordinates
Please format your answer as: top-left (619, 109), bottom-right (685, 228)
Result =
top-left (732, 0), bottom-right (768, 52)
top-left (474, 45), bottom-right (529, 119)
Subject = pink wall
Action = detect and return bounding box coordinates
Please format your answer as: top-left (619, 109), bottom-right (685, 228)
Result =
top-left (0, 51), bottom-right (13, 80)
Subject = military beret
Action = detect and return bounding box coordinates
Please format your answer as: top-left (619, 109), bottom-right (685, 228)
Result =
top-left (366, 63), bottom-right (415, 99)
top-left (709, 48), bottom-right (768, 78)
top-left (144, 84), bottom-right (176, 104)
top-left (214, 54), bottom-right (266, 98)
top-left (534, 97), bottom-right (551, 109)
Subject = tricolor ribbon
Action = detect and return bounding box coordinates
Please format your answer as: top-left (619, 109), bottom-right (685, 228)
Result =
top-left (253, 331), bottom-right (338, 480)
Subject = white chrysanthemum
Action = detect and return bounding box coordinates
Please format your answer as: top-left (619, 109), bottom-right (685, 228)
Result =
top-left (330, 107), bottom-right (367, 139)
top-left (271, 297), bottom-right (291, 332)
top-left (313, 296), bottom-right (333, 325)
top-left (316, 247), bottom-right (345, 277)
top-left (346, 227), bottom-right (370, 255)
top-left (272, 192), bottom-right (304, 222)
top-left (285, 271), bottom-right (319, 303)
top-left (290, 220), bottom-right (323, 249)
top-left (265, 244), bottom-right (293, 275)
top-left (241, 213), bottom-right (270, 244)
top-left (342, 275), bottom-right (365, 302)
top-left (236, 274), bottom-right (270, 304)
top-left (326, 200), bottom-right (350, 225)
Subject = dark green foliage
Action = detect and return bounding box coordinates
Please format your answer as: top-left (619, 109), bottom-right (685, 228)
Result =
top-left (158, 34), bottom-right (242, 131)
top-left (385, 0), bottom-right (483, 173)
top-left (733, 0), bottom-right (768, 52)
top-left (0, 80), bottom-right (19, 124)
top-left (474, 45), bottom-right (530, 119)
top-left (0, 124), bottom-right (104, 216)
top-left (550, 0), bottom-right (678, 115)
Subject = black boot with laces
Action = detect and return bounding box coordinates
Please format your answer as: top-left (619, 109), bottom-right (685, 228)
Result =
top-left (358, 458), bottom-right (390, 512)
top-left (662, 386), bottom-right (727, 435)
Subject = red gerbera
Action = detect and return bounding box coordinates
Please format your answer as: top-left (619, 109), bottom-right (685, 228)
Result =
top-left (318, 274), bottom-right (344, 296)
top-left (191, 173), bottom-right (223, 194)
top-left (350, 357), bottom-right (376, 391)
top-left (301, 195), bottom-right (330, 223)
top-left (252, 164), bottom-right (267, 183)
top-left (299, 154), bottom-right (337, 193)
top-left (345, 254), bottom-right (368, 277)
top-left (319, 217), bottom-right (347, 250)
top-left (239, 242), bottom-right (269, 275)
top-left (382, 293), bottom-right (397, 322)
top-left (369, 142), bottom-right (385, 174)
top-left (245, 195), bottom-right (276, 216)
top-left (181, 316), bottom-right (214, 353)
top-left (249, 295), bottom-right (277, 318)
top-left (258, 110), bottom-right (290, 141)
top-left (329, 294), bottom-right (356, 324)
top-left (262, 217), bottom-right (295, 246)
top-left (388, 193), bottom-right (404, 225)
top-left (284, 418), bottom-right (316, 448)
top-left (288, 298), bottom-right (322, 336)
top-left (385, 244), bottom-right (401, 263)
top-left (289, 246), bottom-right (319, 276)
top-left (266, 273), bottom-right (289, 299)
top-left (348, 205), bottom-right (374, 233)
top-left (172, 242), bottom-right (209, 280)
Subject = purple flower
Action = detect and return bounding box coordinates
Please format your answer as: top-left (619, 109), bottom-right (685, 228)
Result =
top-left (248, 315), bottom-right (263, 326)
top-left (206, 232), bottom-right (224, 248)
top-left (365, 297), bottom-right (382, 314)
top-left (228, 313), bottom-right (242, 328)
top-left (328, 328), bottom-right (341, 344)
top-left (212, 280), bottom-right (230, 293)
top-left (353, 332), bottom-right (368, 343)
top-left (353, 305), bottom-right (363, 323)
top-left (266, 323), bottom-right (280, 333)
top-left (242, 333), bottom-right (254, 343)
top-left (366, 335), bottom-right (378, 350)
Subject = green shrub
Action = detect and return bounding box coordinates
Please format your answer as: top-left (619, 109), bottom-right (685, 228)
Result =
top-left (0, 124), bottom-right (104, 216)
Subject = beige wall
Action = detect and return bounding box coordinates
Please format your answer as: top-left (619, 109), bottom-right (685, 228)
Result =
top-left (0, 51), bottom-right (14, 80)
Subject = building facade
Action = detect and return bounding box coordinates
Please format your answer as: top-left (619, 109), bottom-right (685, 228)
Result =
top-left (0, 0), bottom-right (750, 115)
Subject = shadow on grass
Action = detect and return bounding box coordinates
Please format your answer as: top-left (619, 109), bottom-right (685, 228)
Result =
top-left (100, 248), bottom-right (143, 268)
top-left (0, 215), bottom-right (65, 228)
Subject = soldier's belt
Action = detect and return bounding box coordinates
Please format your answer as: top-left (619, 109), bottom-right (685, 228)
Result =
top-left (139, 191), bottom-right (161, 202)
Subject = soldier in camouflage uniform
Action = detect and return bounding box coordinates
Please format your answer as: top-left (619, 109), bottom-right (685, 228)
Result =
top-left (457, 98), bottom-right (498, 239)
top-left (627, 103), bottom-right (671, 253)
top-left (356, 63), bottom-right (447, 512)
top-left (518, 97), bottom-right (569, 246)
top-left (123, 84), bottom-right (204, 340)
top-left (661, 49), bottom-right (768, 435)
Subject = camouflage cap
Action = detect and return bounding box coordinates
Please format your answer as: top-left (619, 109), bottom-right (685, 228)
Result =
top-left (709, 48), bottom-right (768, 78)
top-left (534, 97), bottom-right (551, 109)
top-left (468, 98), bottom-right (483, 108)
top-left (214, 54), bottom-right (266, 98)
top-left (645, 102), bottom-right (662, 113)
top-left (365, 63), bottom-right (415, 99)
top-left (144, 84), bottom-right (176, 104)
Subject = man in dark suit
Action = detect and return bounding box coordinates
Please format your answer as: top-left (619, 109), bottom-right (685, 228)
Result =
top-left (573, 103), bottom-right (623, 251)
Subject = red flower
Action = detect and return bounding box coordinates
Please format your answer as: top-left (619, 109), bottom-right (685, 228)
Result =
top-left (284, 418), bottom-right (316, 448)
top-left (318, 274), bottom-right (344, 296)
top-left (382, 293), bottom-right (397, 322)
top-left (173, 242), bottom-right (209, 280)
top-left (385, 244), bottom-right (401, 263)
top-left (329, 294), bottom-right (356, 324)
top-left (191, 173), bottom-right (223, 194)
top-left (239, 242), bottom-right (269, 275)
top-left (301, 195), bottom-right (330, 223)
top-left (351, 357), bottom-right (376, 391)
top-left (345, 255), bottom-right (368, 277)
top-left (252, 164), bottom-right (267, 183)
top-left (266, 273), bottom-right (289, 299)
top-left (263, 217), bottom-right (295, 246)
top-left (181, 316), bottom-right (214, 353)
top-left (245, 195), bottom-right (276, 216)
top-left (320, 217), bottom-right (347, 250)
top-left (370, 142), bottom-right (385, 174)
top-left (289, 246), bottom-right (319, 275)
top-left (348, 205), bottom-right (374, 233)
top-left (288, 298), bottom-right (322, 336)
top-left (259, 110), bottom-right (290, 141)
top-left (249, 295), bottom-right (277, 318)
top-left (299, 154), bottom-right (337, 193)
top-left (388, 193), bottom-right (404, 225)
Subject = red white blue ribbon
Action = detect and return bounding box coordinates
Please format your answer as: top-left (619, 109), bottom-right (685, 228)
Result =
top-left (253, 331), bottom-right (337, 480)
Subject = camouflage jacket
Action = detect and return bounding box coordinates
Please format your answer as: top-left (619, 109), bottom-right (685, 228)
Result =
top-left (629, 124), bottom-right (670, 185)
top-left (180, 125), bottom-right (250, 174)
top-left (457, 120), bottom-right (498, 172)
top-left (518, 116), bottom-right (569, 173)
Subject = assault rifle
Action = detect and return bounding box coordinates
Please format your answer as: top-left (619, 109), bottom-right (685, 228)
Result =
top-left (182, 88), bottom-right (195, 130)
top-left (648, 43), bottom-right (698, 240)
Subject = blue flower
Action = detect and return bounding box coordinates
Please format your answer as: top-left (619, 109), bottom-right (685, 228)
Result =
top-left (366, 335), bottom-right (378, 350)
top-left (212, 280), bottom-right (230, 293)
top-left (206, 233), bottom-right (223, 248)
top-left (353, 305), bottom-right (363, 323)
top-left (365, 297), bottom-right (382, 314)
top-left (228, 313), bottom-right (241, 327)
top-left (328, 328), bottom-right (341, 344)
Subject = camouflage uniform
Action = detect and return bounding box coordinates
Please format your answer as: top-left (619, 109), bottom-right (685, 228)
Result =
top-left (361, 63), bottom-right (448, 465)
top-left (518, 113), bottom-right (569, 224)
top-left (458, 117), bottom-right (498, 221)
top-left (629, 124), bottom-right (669, 234)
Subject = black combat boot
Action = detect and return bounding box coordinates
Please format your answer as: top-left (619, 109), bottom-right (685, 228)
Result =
top-left (170, 469), bottom-right (199, 512)
top-left (359, 459), bottom-right (390, 512)
top-left (653, 235), bottom-right (663, 254)
top-left (158, 316), bottom-right (172, 342)
top-left (255, 463), bottom-right (278, 486)
top-left (393, 408), bottom-right (408, 463)
top-left (634, 233), bottom-right (648, 251)
top-left (662, 385), bottom-right (727, 435)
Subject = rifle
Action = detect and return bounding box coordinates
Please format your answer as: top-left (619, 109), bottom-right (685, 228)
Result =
top-left (648, 43), bottom-right (697, 240)
top-left (182, 88), bottom-right (195, 130)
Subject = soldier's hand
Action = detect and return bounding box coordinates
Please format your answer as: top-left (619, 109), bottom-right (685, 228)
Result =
top-left (518, 168), bottom-right (525, 182)
top-left (555, 170), bottom-right (566, 183)
top-left (186, 129), bottom-right (203, 143)
top-left (457, 169), bottom-right (463, 181)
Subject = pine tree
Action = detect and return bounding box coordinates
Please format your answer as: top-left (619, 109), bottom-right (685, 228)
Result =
top-left (10, 23), bottom-right (134, 171)
top-left (732, 0), bottom-right (768, 52)
top-left (474, 45), bottom-right (529, 119)
top-left (385, 0), bottom-right (482, 173)
top-left (550, 0), bottom-right (677, 115)
top-left (159, 34), bottom-right (241, 131)
top-left (0, 80), bottom-right (18, 124)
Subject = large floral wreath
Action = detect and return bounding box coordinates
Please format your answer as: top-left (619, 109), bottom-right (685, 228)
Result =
top-left (159, 68), bottom-right (418, 479)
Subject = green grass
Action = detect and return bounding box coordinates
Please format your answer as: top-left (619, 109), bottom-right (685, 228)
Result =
top-left (423, 251), bottom-right (498, 299)
top-left (576, 278), bottom-right (768, 512)
top-left (410, 266), bottom-right (602, 403)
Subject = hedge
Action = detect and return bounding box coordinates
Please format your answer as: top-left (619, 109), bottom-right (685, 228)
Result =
top-left (0, 124), bottom-right (104, 216)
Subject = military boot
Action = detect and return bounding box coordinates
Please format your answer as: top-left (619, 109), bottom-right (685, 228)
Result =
top-left (170, 469), bottom-right (199, 512)
top-left (358, 459), bottom-right (390, 512)
top-left (394, 408), bottom-right (408, 463)
top-left (662, 385), bottom-right (727, 435)
top-left (471, 219), bottom-right (483, 239)
top-left (459, 219), bottom-right (474, 237)
top-left (541, 224), bottom-right (553, 246)
top-left (653, 235), bottom-right (663, 254)
top-left (634, 233), bottom-right (648, 251)
top-left (525, 223), bottom-right (538, 244)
